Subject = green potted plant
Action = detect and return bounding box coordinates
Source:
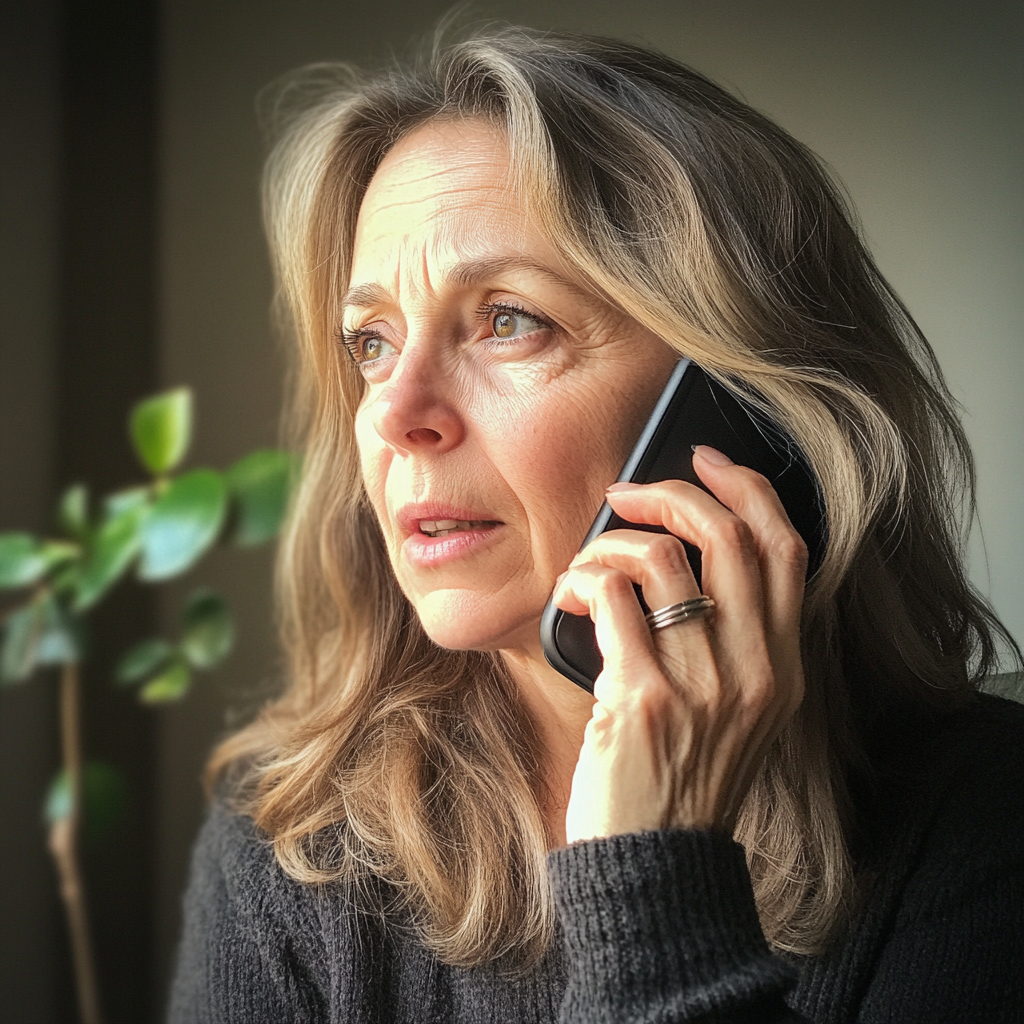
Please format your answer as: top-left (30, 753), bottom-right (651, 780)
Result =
top-left (0, 387), bottom-right (294, 1024)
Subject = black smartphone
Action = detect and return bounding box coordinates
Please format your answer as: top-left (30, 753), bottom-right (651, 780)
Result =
top-left (539, 357), bottom-right (825, 692)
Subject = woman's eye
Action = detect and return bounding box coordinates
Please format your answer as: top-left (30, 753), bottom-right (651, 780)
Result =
top-left (343, 331), bottom-right (395, 368)
top-left (487, 307), bottom-right (548, 342)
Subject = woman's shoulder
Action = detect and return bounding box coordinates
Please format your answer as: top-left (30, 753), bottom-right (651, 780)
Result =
top-left (190, 803), bottom-right (275, 878)
top-left (924, 691), bottom-right (1023, 793)
top-left (186, 802), bottom-right (325, 938)
top-left (928, 692), bottom-right (1024, 852)
top-left (186, 801), bottom-right (398, 939)
top-left (195, 799), bottom-right (397, 952)
top-left (876, 692), bottom-right (1024, 865)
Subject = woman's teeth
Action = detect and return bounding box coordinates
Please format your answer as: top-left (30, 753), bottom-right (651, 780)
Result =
top-left (418, 519), bottom-right (495, 537)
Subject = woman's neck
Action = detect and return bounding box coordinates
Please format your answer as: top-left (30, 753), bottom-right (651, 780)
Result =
top-left (499, 640), bottom-right (595, 848)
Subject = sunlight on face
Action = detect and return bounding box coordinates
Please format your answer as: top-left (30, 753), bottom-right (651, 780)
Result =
top-left (348, 120), bottom-right (678, 658)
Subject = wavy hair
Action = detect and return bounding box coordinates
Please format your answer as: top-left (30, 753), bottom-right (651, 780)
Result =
top-left (209, 27), bottom-right (1019, 968)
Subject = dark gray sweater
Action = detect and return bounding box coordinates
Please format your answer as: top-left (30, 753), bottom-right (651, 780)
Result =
top-left (168, 695), bottom-right (1024, 1022)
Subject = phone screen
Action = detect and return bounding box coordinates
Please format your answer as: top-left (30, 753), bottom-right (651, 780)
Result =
top-left (539, 358), bottom-right (825, 691)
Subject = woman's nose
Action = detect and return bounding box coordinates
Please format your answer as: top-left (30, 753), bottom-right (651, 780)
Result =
top-left (370, 342), bottom-right (466, 455)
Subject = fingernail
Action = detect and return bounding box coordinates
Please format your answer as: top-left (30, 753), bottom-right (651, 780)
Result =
top-left (606, 481), bottom-right (641, 493)
top-left (554, 570), bottom-right (568, 586)
top-left (692, 444), bottom-right (733, 467)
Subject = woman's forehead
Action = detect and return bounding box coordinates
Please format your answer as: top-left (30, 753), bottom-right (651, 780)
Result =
top-left (360, 120), bottom-right (516, 223)
top-left (349, 120), bottom-right (558, 295)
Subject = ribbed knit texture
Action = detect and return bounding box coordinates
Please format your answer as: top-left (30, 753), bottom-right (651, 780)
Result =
top-left (549, 829), bottom-right (800, 1022)
top-left (168, 694), bottom-right (1024, 1023)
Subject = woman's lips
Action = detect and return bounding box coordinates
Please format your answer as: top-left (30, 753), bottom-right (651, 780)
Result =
top-left (398, 507), bottom-right (505, 568)
top-left (403, 524), bottom-right (504, 567)
top-left (417, 517), bottom-right (498, 537)
top-left (396, 503), bottom-right (502, 534)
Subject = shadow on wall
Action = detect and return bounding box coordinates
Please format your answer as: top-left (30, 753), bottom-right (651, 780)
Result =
top-left (2, 0), bottom-right (160, 1019)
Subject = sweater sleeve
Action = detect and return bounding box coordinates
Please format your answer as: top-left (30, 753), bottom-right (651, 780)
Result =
top-left (548, 829), bottom-right (807, 1023)
top-left (166, 804), bottom-right (327, 1024)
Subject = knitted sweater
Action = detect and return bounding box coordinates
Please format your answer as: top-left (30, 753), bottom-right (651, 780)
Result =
top-left (168, 694), bottom-right (1024, 1023)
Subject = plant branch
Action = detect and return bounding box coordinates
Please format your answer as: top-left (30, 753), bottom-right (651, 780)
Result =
top-left (48, 660), bottom-right (103, 1024)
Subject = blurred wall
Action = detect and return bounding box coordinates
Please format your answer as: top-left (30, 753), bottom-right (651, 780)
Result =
top-left (2, 0), bottom-right (161, 1019)
top-left (0, 1), bottom-right (62, 1018)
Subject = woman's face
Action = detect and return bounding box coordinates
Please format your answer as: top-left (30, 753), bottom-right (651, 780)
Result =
top-left (348, 120), bottom-right (678, 655)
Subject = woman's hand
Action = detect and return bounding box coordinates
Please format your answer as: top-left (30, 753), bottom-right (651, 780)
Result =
top-left (553, 445), bottom-right (808, 842)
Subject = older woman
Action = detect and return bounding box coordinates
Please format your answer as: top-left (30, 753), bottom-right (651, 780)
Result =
top-left (169, 28), bottom-right (1024, 1024)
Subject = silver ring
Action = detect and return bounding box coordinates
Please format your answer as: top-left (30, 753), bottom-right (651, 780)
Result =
top-left (645, 596), bottom-right (716, 632)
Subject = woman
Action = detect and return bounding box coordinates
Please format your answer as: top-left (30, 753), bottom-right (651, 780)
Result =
top-left (169, 28), bottom-right (1024, 1023)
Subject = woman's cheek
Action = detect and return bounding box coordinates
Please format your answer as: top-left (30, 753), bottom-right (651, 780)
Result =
top-left (353, 413), bottom-right (391, 528)
top-left (496, 389), bottom-right (621, 565)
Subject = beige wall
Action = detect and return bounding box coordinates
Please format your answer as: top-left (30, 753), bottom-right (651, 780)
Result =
top-left (154, 0), bottom-right (1023, 1001)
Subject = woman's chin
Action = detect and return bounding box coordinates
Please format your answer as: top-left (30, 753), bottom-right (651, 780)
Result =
top-left (414, 597), bottom-right (541, 653)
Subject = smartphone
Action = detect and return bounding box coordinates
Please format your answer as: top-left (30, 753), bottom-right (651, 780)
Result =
top-left (539, 357), bottom-right (825, 692)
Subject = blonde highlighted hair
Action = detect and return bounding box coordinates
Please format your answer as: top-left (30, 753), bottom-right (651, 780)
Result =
top-left (210, 27), bottom-right (1018, 968)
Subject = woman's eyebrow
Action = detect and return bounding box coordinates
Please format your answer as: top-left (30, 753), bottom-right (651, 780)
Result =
top-left (341, 256), bottom-right (587, 312)
top-left (341, 282), bottom-right (391, 311)
top-left (446, 255), bottom-right (580, 293)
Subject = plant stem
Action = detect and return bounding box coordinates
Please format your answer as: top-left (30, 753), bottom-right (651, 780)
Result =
top-left (48, 660), bottom-right (103, 1024)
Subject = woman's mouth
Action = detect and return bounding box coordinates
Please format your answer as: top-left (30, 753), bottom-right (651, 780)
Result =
top-left (396, 504), bottom-right (505, 568)
top-left (401, 515), bottom-right (504, 568)
top-left (418, 518), bottom-right (501, 538)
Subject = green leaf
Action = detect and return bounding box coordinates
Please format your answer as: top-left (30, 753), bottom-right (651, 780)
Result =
top-left (45, 761), bottom-right (127, 847)
top-left (58, 484), bottom-right (89, 539)
top-left (139, 469), bottom-right (227, 581)
top-left (226, 449), bottom-right (294, 546)
top-left (138, 659), bottom-right (191, 703)
top-left (1, 602), bottom-right (45, 683)
top-left (49, 561), bottom-right (82, 597)
top-left (41, 540), bottom-right (80, 570)
top-left (130, 387), bottom-right (193, 475)
top-left (0, 533), bottom-right (47, 588)
top-left (0, 535), bottom-right (79, 591)
top-left (34, 596), bottom-right (81, 666)
top-left (73, 504), bottom-right (146, 612)
top-left (180, 590), bottom-right (232, 669)
top-left (103, 486), bottom-right (151, 519)
top-left (115, 637), bottom-right (174, 685)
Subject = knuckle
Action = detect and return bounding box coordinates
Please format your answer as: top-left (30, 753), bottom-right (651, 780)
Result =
top-left (707, 514), bottom-right (755, 554)
top-left (742, 466), bottom-right (781, 504)
top-left (771, 529), bottom-right (808, 570)
top-left (631, 676), bottom-right (675, 717)
top-left (742, 673), bottom-right (776, 714)
top-left (594, 568), bottom-right (634, 603)
top-left (652, 478), bottom-right (700, 514)
top-left (742, 466), bottom-right (774, 492)
top-left (645, 534), bottom-right (690, 577)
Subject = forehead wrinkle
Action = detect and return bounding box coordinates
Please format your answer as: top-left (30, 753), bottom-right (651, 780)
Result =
top-left (361, 157), bottom-right (512, 231)
top-left (343, 252), bottom-right (595, 317)
top-left (343, 234), bottom-right (459, 319)
top-left (346, 193), bottom-right (495, 311)
top-left (361, 190), bottom-right (501, 229)
top-left (346, 129), bottom-right (590, 316)
top-left (369, 124), bottom-right (513, 198)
